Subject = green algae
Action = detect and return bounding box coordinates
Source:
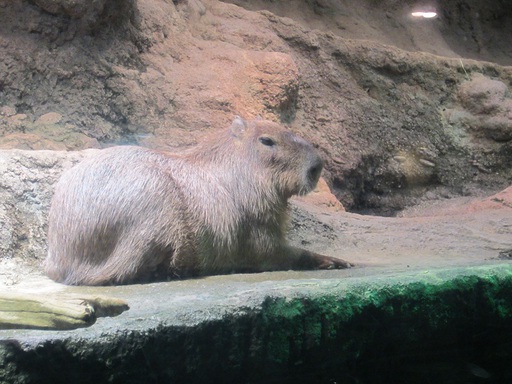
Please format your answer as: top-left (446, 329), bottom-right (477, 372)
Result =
top-left (256, 265), bottom-right (512, 381)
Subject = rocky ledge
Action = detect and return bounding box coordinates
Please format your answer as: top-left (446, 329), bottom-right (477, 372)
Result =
top-left (1, 263), bottom-right (512, 383)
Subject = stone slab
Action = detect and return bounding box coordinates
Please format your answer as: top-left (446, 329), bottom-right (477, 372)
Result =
top-left (2, 262), bottom-right (512, 383)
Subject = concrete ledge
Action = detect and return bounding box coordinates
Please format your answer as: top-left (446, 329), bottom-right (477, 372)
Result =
top-left (2, 263), bottom-right (512, 383)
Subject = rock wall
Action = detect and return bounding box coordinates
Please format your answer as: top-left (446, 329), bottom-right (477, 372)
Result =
top-left (0, 0), bottom-right (511, 215)
top-left (0, 150), bottom-right (90, 266)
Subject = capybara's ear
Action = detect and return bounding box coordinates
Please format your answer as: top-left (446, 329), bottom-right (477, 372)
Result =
top-left (230, 116), bottom-right (247, 137)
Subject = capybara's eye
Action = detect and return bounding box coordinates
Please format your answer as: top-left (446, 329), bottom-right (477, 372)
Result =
top-left (259, 137), bottom-right (275, 146)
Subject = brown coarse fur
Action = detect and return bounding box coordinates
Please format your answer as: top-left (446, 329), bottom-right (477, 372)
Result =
top-left (44, 117), bottom-right (351, 285)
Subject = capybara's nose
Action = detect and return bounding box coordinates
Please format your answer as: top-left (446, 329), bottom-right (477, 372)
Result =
top-left (307, 156), bottom-right (323, 184)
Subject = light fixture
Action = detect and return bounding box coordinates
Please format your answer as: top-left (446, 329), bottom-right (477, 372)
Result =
top-left (411, 11), bottom-right (437, 18)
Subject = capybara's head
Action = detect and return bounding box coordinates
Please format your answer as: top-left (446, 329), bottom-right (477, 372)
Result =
top-left (230, 116), bottom-right (324, 197)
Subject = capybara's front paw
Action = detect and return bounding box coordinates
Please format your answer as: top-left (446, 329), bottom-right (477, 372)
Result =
top-left (316, 254), bottom-right (353, 270)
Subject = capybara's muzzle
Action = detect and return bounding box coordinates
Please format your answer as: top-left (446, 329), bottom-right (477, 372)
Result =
top-left (307, 156), bottom-right (323, 185)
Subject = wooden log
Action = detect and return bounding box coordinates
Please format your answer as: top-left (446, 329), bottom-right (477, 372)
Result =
top-left (0, 293), bottom-right (129, 330)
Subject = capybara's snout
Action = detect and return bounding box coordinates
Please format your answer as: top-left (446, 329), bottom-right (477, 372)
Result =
top-left (307, 155), bottom-right (323, 185)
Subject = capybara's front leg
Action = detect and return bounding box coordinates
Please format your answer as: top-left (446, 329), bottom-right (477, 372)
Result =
top-left (305, 251), bottom-right (353, 269)
top-left (270, 246), bottom-right (352, 271)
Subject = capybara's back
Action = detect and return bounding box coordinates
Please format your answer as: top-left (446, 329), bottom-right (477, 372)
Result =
top-left (45, 147), bottom-right (190, 285)
top-left (45, 117), bottom-right (351, 285)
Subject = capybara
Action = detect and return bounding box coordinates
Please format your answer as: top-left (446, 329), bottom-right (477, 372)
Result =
top-left (44, 117), bottom-right (351, 285)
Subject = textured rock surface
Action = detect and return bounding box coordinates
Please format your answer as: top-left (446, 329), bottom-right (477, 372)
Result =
top-left (0, 149), bottom-right (92, 268)
top-left (2, 264), bottom-right (512, 383)
top-left (0, 0), bottom-right (511, 213)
